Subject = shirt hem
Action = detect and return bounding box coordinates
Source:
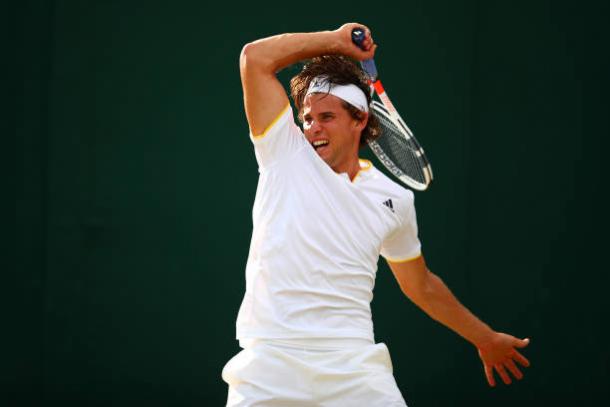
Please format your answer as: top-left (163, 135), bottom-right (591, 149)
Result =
top-left (236, 329), bottom-right (374, 342)
top-left (250, 103), bottom-right (291, 140)
top-left (383, 252), bottom-right (422, 263)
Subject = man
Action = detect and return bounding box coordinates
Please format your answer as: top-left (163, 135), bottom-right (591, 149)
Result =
top-left (222, 23), bottom-right (530, 406)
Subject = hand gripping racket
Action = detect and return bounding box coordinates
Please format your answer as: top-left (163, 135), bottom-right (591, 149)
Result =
top-left (352, 28), bottom-right (433, 191)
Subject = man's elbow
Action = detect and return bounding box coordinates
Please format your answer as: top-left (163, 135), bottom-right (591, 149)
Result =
top-left (240, 42), bottom-right (270, 75)
top-left (239, 42), bottom-right (255, 67)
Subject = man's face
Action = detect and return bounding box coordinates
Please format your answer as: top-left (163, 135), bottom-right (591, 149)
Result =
top-left (302, 93), bottom-right (366, 173)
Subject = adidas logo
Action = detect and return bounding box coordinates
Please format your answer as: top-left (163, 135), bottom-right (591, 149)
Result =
top-left (382, 199), bottom-right (394, 212)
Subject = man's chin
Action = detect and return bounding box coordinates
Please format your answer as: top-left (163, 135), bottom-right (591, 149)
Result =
top-left (315, 146), bottom-right (331, 161)
top-left (316, 151), bottom-right (332, 165)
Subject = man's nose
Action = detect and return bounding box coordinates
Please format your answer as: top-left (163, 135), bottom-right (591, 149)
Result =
top-left (310, 120), bottom-right (322, 134)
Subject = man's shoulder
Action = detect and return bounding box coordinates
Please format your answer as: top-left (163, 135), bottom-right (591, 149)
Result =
top-left (366, 163), bottom-right (415, 202)
top-left (250, 104), bottom-right (299, 141)
top-left (250, 104), bottom-right (308, 169)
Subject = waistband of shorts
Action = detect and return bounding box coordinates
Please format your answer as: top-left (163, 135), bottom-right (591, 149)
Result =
top-left (239, 337), bottom-right (374, 350)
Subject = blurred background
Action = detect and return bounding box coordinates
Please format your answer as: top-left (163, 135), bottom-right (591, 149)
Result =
top-left (12, 0), bottom-right (609, 405)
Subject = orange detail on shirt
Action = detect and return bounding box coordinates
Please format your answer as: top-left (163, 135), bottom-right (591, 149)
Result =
top-left (252, 104), bottom-right (291, 139)
top-left (352, 159), bottom-right (373, 182)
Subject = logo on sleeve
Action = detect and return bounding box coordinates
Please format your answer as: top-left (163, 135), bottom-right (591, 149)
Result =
top-left (382, 199), bottom-right (394, 213)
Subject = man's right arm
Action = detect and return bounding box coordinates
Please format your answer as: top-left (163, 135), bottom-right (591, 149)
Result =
top-left (239, 23), bottom-right (376, 137)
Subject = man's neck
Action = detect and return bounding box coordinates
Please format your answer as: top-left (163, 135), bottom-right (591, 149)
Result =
top-left (333, 157), bottom-right (362, 181)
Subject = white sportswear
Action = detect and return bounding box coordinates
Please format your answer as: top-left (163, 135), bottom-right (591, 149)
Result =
top-left (235, 105), bottom-right (421, 343)
top-left (307, 75), bottom-right (369, 112)
top-left (222, 340), bottom-right (407, 406)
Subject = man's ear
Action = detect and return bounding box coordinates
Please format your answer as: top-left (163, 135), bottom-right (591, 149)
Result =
top-left (354, 111), bottom-right (369, 132)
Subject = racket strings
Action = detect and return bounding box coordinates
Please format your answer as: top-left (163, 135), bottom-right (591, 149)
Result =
top-left (372, 108), bottom-right (430, 189)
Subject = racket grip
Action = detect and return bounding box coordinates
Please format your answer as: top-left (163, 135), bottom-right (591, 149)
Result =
top-left (351, 28), bottom-right (378, 81)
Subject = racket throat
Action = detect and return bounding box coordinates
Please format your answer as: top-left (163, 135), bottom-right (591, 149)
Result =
top-left (372, 80), bottom-right (385, 95)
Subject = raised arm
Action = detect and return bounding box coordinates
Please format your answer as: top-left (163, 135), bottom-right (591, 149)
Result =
top-left (387, 256), bottom-right (531, 387)
top-left (239, 23), bottom-right (376, 136)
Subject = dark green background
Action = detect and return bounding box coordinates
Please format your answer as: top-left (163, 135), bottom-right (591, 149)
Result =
top-left (13, 0), bottom-right (609, 405)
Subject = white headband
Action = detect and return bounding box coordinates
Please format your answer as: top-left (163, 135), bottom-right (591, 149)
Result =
top-left (306, 76), bottom-right (369, 113)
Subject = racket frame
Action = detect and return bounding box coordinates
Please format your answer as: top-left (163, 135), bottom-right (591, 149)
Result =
top-left (352, 26), bottom-right (433, 190)
top-left (368, 80), bottom-right (433, 191)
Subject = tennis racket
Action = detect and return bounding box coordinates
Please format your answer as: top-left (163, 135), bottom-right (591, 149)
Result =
top-left (352, 28), bottom-right (433, 191)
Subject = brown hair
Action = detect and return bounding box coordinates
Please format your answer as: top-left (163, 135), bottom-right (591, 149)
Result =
top-left (289, 55), bottom-right (381, 147)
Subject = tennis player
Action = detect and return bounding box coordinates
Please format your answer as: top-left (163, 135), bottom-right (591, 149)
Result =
top-left (222, 23), bottom-right (530, 406)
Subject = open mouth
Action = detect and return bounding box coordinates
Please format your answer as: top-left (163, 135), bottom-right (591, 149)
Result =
top-left (312, 139), bottom-right (329, 151)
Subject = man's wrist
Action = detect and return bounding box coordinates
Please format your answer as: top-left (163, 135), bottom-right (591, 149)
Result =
top-left (469, 326), bottom-right (497, 349)
top-left (309, 30), bottom-right (343, 56)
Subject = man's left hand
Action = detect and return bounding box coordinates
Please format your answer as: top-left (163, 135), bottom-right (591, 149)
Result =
top-left (476, 333), bottom-right (530, 386)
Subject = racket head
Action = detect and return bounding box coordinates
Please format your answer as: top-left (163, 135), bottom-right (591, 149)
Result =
top-left (368, 101), bottom-right (433, 191)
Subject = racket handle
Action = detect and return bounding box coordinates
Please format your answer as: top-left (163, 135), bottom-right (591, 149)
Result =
top-left (351, 27), bottom-right (378, 81)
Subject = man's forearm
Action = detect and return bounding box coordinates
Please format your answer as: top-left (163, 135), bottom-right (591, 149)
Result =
top-left (407, 272), bottom-right (495, 347)
top-left (241, 31), bottom-right (343, 74)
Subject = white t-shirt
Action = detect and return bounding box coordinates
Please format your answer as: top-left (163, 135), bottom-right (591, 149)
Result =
top-left (235, 105), bottom-right (421, 342)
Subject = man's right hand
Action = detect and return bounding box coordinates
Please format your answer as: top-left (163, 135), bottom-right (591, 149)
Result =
top-left (334, 23), bottom-right (377, 61)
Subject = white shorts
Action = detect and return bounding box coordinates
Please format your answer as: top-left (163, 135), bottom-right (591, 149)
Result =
top-left (222, 339), bottom-right (407, 406)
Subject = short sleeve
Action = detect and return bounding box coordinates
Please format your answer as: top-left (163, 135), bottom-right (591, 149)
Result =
top-left (380, 191), bottom-right (422, 262)
top-left (250, 104), bottom-right (307, 168)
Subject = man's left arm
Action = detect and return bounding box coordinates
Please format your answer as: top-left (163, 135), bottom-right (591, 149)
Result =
top-left (387, 256), bottom-right (531, 387)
